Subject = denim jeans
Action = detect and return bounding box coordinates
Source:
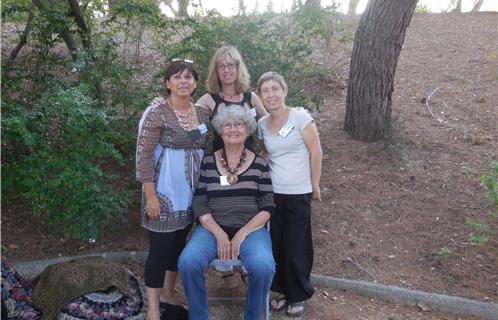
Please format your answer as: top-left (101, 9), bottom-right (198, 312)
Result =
top-left (178, 224), bottom-right (275, 320)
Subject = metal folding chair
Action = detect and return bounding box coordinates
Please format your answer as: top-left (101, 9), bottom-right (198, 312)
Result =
top-left (207, 225), bottom-right (271, 320)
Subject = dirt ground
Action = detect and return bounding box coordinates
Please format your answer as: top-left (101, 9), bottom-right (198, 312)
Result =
top-left (2, 12), bottom-right (497, 320)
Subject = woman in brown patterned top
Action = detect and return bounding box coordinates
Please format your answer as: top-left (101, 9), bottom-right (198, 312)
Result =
top-left (136, 59), bottom-right (210, 320)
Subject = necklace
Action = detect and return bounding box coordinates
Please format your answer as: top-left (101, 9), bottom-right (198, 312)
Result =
top-left (221, 91), bottom-right (238, 100)
top-left (168, 98), bottom-right (194, 130)
top-left (220, 148), bottom-right (247, 185)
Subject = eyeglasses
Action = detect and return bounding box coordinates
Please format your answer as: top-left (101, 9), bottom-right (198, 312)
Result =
top-left (222, 121), bottom-right (245, 130)
top-left (172, 58), bottom-right (194, 64)
top-left (217, 63), bottom-right (237, 71)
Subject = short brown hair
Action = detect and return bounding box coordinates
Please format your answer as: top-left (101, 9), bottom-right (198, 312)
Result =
top-left (164, 60), bottom-right (199, 95)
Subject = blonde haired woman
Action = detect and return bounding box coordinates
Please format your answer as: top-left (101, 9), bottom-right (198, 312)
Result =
top-left (197, 45), bottom-right (267, 152)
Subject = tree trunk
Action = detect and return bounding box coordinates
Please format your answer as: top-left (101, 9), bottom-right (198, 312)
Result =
top-left (10, 1), bottom-right (36, 60)
top-left (32, 0), bottom-right (78, 60)
top-left (471, 0), bottom-right (485, 12)
top-left (67, 0), bottom-right (92, 53)
top-left (347, 0), bottom-right (360, 15)
top-left (178, 0), bottom-right (189, 16)
top-left (305, 0), bottom-right (320, 9)
top-left (238, 0), bottom-right (246, 15)
top-left (344, 0), bottom-right (417, 142)
top-left (450, 0), bottom-right (462, 12)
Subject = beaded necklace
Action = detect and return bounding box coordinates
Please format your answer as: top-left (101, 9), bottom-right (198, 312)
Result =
top-left (220, 148), bottom-right (247, 185)
top-left (168, 98), bottom-right (194, 130)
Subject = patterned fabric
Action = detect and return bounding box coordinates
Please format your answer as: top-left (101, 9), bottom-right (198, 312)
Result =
top-left (192, 153), bottom-right (275, 228)
top-left (57, 272), bottom-right (144, 320)
top-left (136, 97), bottom-right (210, 232)
top-left (1, 259), bottom-right (144, 320)
top-left (1, 262), bottom-right (42, 319)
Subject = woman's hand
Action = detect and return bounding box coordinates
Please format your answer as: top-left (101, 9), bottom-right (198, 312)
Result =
top-left (230, 231), bottom-right (247, 260)
top-left (145, 194), bottom-right (161, 220)
top-left (214, 231), bottom-right (231, 261)
top-left (312, 186), bottom-right (322, 201)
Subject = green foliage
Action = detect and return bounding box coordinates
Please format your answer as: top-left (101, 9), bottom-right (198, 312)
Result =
top-left (462, 161), bottom-right (497, 246)
top-left (481, 161), bottom-right (498, 212)
top-left (1, 0), bottom-right (31, 22)
top-left (152, 9), bottom-right (333, 109)
top-left (438, 246), bottom-right (451, 257)
top-left (415, 4), bottom-right (430, 13)
top-left (1, 87), bottom-right (128, 240)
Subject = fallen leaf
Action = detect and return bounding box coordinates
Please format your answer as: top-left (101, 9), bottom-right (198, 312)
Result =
top-left (417, 301), bottom-right (431, 311)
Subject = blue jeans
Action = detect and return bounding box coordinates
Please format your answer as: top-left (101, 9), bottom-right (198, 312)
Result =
top-left (178, 224), bottom-right (275, 320)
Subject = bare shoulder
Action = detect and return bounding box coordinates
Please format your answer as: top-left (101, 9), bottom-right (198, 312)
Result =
top-left (196, 93), bottom-right (215, 111)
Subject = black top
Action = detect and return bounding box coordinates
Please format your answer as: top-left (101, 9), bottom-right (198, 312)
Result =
top-left (210, 91), bottom-right (256, 152)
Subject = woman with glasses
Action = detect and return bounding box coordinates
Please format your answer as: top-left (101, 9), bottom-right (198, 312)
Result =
top-left (178, 105), bottom-right (275, 320)
top-left (197, 45), bottom-right (267, 152)
top-left (257, 72), bottom-right (322, 318)
top-left (136, 59), bottom-right (210, 320)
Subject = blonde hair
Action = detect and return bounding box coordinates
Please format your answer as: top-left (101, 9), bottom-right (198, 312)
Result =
top-left (206, 46), bottom-right (250, 94)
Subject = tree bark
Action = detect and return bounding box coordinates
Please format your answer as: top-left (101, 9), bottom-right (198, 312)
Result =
top-left (178, 0), bottom-right (189, 16)
top-left (347, 0), bottom-right (360, 15)
top-left (238, 0), bottom-right (246, 15)
top-left (32, 0), bottom-right (78, 60)
top-left (450, 0), bottom-right (462, 12)
top-left (344, 0), bottom-right (417, 142)
top-left (10, 1), bottom-right (36, 60)
top-left (305, 0), bottom-right (320, 9)
top-left (67, 0), bottom-right (92, 53)
top-left (471, 0), bottom-right (485, 12)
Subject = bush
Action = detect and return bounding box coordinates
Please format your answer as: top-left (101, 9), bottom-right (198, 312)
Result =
top-left (1, 86), bottom-right (128, 240)
top-left (152, 10), bottom-right (326, 109)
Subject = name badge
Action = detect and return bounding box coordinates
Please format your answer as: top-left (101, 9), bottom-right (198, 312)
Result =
top-left (197, 123), bottom-right (208, 135)
top-left (278, 121), bottom-right (294, 138)
top-left (220, 176), bottom-right (230, 186)
top-left (248, 107), bottom-right (257, 118)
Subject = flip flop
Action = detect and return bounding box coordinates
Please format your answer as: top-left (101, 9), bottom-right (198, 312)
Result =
top-left (270, 295), bottom-right (287, 311)
top-left (285, 301), bottom-right (306, 318)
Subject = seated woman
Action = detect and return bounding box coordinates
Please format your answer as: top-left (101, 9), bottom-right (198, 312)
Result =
top-left (178, 105), bottom-right (275, 320)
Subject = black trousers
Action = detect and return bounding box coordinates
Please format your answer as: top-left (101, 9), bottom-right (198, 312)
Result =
top-left (145, 225), bottom-right (191, 288)
top-left (270, 193), bottom-right (315, 303)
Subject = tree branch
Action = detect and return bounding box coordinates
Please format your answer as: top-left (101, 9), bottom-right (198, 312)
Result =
top-left (10, 1), bottom-right (36, 60)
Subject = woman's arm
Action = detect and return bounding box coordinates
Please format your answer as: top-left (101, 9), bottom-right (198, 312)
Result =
top-left (251, 92), bottom-right (268, 119)
top-left (230, 210), bottom-right (271, 259)
top-left (196, 93), bottom-right (215, 113)
top-left (198, 214), bottom-right (231, 261)
top-left (136, 104), bottom-right (163, 219)
top-left (302, 121), bottom-right (323, 201)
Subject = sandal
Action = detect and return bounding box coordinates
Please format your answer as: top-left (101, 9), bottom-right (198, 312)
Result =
top-left (270, 294), bottom-right (287, 311)
top-left (285, 301), bottom-right (306, 318)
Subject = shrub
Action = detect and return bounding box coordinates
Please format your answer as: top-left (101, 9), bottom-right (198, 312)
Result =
top-left (1, 86), bottom-right (128, 240)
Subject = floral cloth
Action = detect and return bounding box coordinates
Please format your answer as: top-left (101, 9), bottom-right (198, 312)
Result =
top-left (1, 261), bottom-right (41, 319)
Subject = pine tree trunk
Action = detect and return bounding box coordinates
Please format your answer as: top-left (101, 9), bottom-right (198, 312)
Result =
top-left (472, 0), bottom-right (485, 12)
top-left (344, 0), bottom-right (417, 142)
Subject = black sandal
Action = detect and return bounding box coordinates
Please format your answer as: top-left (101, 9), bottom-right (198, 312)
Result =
top-left (285, 301), bottom-right (306, 318)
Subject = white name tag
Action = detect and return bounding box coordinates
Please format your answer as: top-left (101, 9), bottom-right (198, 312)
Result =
top-left (220, 176), bottom-right (230, 186)
top-left (197, 123), bottom-right (208, 135)
top-left (278, 121), bottom-right (294, 138)
top-left (248, 107), bottom-right (257, 118)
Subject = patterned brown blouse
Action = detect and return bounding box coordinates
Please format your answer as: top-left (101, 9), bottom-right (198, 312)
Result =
top-left (136, 97), bottom-right (210, 232)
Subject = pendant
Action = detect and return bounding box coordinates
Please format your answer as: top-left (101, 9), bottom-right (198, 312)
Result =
top-left (227, 173), bottom-right (238, 185)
